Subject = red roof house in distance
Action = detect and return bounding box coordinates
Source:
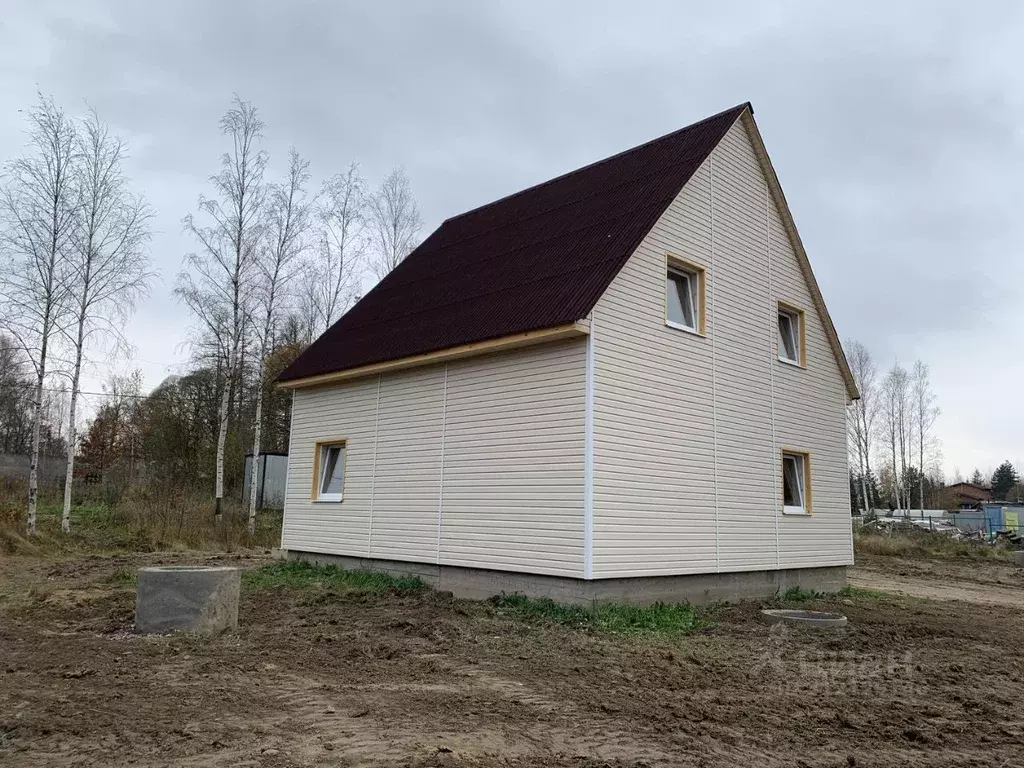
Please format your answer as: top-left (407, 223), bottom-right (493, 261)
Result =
top-left (948, 482), bottom-right (992, 507)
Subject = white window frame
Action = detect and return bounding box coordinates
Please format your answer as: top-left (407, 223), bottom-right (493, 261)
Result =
top-left (313, 440), bottom-right (346, 502)
top-left (777, 304), bottom-right (804, 366)
top-left (665, 256), bottom-right (705, 335)
top-left (782, 450), bottom-right (810, 515)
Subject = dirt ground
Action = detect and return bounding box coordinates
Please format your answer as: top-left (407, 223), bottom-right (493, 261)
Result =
top-left (1, 553), bottom-right (1022, 768)
top-left (850, 553), bottom-right (1024, 607)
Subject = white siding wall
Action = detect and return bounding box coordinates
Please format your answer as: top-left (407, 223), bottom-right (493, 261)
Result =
top-left (590, 115), bottom-right (852, 579)
top-left (282, 339), bottom-right (587, 577)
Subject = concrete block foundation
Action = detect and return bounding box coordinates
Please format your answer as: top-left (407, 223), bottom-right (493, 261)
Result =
top-left (281, 550), bottom-right (846, 606)
top-left (135, 565), bottom-right (241, 634)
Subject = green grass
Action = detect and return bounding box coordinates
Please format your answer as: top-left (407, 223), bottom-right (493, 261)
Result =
top-left (101, 567), bottom-right (138, 588)
top-left (243, 560), bottom-right (425, 594)
top-left (838, 585), bottom-right (888, 600)
top-left (779, 585), bottom-right (825, 603)
top-left (35, 502), bottom-right (120, 524)
top-left (488, 593), bottom-right (709, 636)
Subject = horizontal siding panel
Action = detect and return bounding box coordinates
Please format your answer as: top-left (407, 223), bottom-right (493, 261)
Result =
top-left (284, 340), bottom-right (587, 577)
top-left (370, 365), bottom-right (445, 562)
top-left (440, 339), bottom-right (586, 578)
top-left (591, 116), bottom-right (852, 578)
top-left (282, 376), bottom-right (379, 556)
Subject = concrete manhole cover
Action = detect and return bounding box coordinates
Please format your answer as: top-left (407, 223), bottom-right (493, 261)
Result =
top-left (760, 609), bottom-right (847, 628)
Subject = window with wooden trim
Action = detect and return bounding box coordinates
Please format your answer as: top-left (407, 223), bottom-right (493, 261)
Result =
top-left (313, 440), bottom-right (346, 501)
top-left (665, 257), bottom-right (705, 334)
top-left (777, 304), bottom-right (805, 366)
top-left (782, 450), bottom-right (811, 515)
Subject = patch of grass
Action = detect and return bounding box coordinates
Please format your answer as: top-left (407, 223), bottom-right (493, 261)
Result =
top-left (780, 585), bottom-right (824, 603)
top-left (104, 567), bottom-right (137, 588)
top-left (838, 585), bottom-right (888, 600)
top-left (854, 528), bottom-right (1014, 562)
top-left (488, 593), bottom-right (709, 636)
top-left (243, 560), bottom-right (425, 595)
top-left (0, 485), bottom-right (283, 556)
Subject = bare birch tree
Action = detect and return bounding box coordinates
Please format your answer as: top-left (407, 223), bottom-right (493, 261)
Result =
top-left (59, 108), bottom-right (153, 532)
top-left (878, 362), bottom-right (912, 511)
top-left (0, 94), bottom-right (78, 534)
top-left (248, 149), bottom-right (311, 531)
top-left (301, 163), bottom-right (366, 337)
top-left (177, 96), bottom-right (267, 520)
top-left (845, 340), bottom-right (878, 513)
top-left (367, 167), bottom-right (422, 281)
top-left (911, 360), bottom-right (939, 511)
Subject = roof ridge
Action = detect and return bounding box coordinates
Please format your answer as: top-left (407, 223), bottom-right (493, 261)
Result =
top-left (441, 102), bottom-right (750, 226)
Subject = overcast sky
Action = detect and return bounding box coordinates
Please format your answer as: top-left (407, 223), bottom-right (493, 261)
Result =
top-left (2, 1), bottom-right (1022, 478)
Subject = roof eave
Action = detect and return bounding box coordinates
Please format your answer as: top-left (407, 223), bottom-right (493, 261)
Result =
top-left (277, 321), bottom-right (591, 390)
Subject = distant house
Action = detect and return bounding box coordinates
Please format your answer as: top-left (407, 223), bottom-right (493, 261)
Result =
top-left (948, 482), bottom-right (991, 508)
top-left (276, 103), bottom-right (859, 604)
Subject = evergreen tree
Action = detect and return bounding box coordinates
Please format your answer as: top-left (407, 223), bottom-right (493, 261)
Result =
top-left (990, 461), bottom-right (1018, 500)
top-left (970, 468), bottom-right (985, 486)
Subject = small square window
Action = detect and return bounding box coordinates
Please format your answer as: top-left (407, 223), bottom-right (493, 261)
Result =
top-left (666, 261), bottom-right (704, 334)
top-left (778, 305), bottom-right (803, 365)
top-left (782, 451), bottom-right (810, 515)
top-left (315, 441), bottom-right (346, 501)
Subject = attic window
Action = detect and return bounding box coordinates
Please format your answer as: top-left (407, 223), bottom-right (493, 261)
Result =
top-left (782, 451), bottom-right (810, 515)
top-left (665, 257), bottom-right (705, 335)
top-left (778, 304), bottom-right (805, 366)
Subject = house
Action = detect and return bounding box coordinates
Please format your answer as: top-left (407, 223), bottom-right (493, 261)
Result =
top-left (277, 103), bottom-right (859, 604)
top-left (947, 481), bottom-right (991, 509)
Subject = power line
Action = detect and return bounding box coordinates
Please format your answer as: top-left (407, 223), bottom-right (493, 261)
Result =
top-left (5, 383), bottom-right (169, 401)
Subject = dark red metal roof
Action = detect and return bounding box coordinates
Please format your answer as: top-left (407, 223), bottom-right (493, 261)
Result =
top-left (280, 103), bottom-right (748, 382)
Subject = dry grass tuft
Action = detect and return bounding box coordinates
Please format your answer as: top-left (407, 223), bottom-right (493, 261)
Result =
top-left (853, 527), bottom-right (1014, 562)
top-left (0, 479), bottom-right (281, 555)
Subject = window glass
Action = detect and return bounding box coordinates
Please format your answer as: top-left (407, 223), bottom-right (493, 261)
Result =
top-left (782, 453), bottom-right (805, 512)
top-left (667, 269), bottom-right (696, 329)
top-left (319, 444), bottom-right (345, 496)
top-left (778, 310), bottom-right (798, 362)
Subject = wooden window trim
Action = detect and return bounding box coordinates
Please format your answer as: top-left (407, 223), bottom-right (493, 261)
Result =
top-left (777, 301), bottom-right (806, 368)
top-left (780, 448), bottom-right (812, 515)
top-left (311, 438), bottom-right (347, 502)
top-left (664, 253), bottom-right (707, 336)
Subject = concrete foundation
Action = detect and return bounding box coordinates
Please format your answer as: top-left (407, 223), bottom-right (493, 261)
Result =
top-left (135, 566), bottom-right (241, 634)
top-left (281, 550), bottom-right (846, 606)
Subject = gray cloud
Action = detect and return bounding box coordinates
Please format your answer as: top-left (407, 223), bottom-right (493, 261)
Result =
top-left (3, 0), bottom-right (1022, 474)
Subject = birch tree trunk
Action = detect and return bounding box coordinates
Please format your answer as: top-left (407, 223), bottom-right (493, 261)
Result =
top-left (61, 331), bottom-right (83, 532)
top-left (214, 341), bottom-right (235, 521)
top-left (28, 361), bottom-right (45, 535)
top-left (247, 358), bottom-right (265, 532)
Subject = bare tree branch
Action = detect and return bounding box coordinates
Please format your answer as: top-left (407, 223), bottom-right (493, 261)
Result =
top-left (59, 106), bottom-right (154, 532)
top-left (175, 95), bottom-right (267, 519)
top-left (366, 167), bottom-right (422, 282)
top-left (248, 148), bottom-right (311, 530)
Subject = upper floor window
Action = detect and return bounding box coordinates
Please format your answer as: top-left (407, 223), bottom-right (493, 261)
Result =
top-left (777, 304), bottom-right (805, 366)
top-left (665, 256), bottom-right (705, 335)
